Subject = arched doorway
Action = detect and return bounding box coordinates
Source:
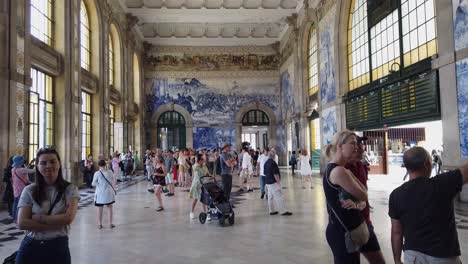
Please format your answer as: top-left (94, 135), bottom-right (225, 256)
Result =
top-left (241, 110), bottom-right (270, 150)
top-left (157, 111), bottom-right (186, 150)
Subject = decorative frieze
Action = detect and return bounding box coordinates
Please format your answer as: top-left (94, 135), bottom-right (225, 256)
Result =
top-left (145, 70), bottom-right (279, 79)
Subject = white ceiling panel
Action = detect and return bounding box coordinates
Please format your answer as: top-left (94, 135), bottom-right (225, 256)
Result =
top-left (117, 0), bottom-right (302, 46)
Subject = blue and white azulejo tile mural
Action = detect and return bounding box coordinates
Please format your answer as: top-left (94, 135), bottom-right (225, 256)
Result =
top-left (322, 106), bottom-right (337, 146)
top-left (145, 78), bottom-right (280, 124)
top-left (281, 71), bottom-right (295, 120)
top-left (454, 0), bottom-right (468, 51)
top-left (193, 127), bottom-right (236, 150)
top-left (456, 58), bottom-right (468, 158)
top-left (319, 4), bottom-right (337, 105)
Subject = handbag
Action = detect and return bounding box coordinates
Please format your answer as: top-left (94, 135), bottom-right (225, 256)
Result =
top-left (327, 202), bottom-right (370, 253)
top-left (4, 183), bottom-right (69, 263)
top-left (99, 171), bottom-right (117, 195)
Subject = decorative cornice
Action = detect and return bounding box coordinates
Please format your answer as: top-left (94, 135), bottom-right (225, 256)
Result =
top-left (109, 86), bottom-right (121, 104)
top-left (126, 13), bottom-right (139, 29)
top-left (148, 45), bottom-right (278, 54)
top-left (145, 70), bottom-right (279, 79)
top-left (31, 36), bottom-right (63, 77)
top-left (81, 69), bottom-right (99, 94)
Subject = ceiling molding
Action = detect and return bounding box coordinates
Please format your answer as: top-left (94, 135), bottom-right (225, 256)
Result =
top-left (124, 0), bottom-right (299, 9)
top-left (115, 0), bottom-right (303, 46)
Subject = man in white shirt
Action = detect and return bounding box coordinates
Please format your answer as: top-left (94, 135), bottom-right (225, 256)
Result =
top-left (239, 147), bottom-right (253, 192)
top-left (256, 147), bottom-right (269, 199)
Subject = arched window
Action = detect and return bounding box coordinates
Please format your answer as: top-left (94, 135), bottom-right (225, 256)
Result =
top-left (308, 26), bottom-right (319, 96)
top-left (30, 0), bottom-right (53, 45)
top-left (242, 110), bottom-right (270, 126)
top-left (109, 34), bottom-right (114, 85)
top-left (348, 0), bottom-right (437, 91)
top-left (80, 0), bottom-right (91, 70)
top-left (157, 111), bottom-right (186, 150)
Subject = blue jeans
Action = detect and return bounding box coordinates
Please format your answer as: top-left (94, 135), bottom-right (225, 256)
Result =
top-left (260, 176), bottom-right (266, 193)
top-left (12, 196), bottom-right (20, 222)
top-left (15, 236), bottom-right (70, 264)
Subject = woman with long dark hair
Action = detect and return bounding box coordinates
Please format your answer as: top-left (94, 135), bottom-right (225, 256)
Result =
top-left (15, 147), bottom-right (80, 264)
top-left (152, 155), bottom-right (166, 212)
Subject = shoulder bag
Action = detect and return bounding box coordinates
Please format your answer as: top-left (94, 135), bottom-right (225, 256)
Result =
top-left (3, 183), bottom-right (70, 264)
top-left (99, 171), bottom-right (117, 195)
top-left (13, 170), bottom-right (30, 187)
top-left (326, 202), bottom-right (369, 253)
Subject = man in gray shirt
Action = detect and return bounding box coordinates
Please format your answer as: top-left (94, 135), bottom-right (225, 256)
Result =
top-left (165, 150), bottom-right (175, 196)
top-left (220, 143), bottom-right (236, 202)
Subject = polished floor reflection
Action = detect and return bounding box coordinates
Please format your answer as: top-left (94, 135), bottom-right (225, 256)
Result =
top-left (0, 170), bottom-right (467, 263)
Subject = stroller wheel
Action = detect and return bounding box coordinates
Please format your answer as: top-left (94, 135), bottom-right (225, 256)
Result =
top-left (228, 213), bottom-right (235, 226)
top-left (199, 212), bottom-right (207, 224)
top-left (218, 215), bottom-right (225, 227)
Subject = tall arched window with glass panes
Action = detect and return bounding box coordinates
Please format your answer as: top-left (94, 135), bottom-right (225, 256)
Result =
top-left (348, 0), bottom-right (437, 91)
top-left (346, 0), bottom-right (439, 131)
top-left (308, 26), bottom-right (318, 96)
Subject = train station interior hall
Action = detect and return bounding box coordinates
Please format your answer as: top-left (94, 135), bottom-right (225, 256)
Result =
top-left (1, 0), bottom-right (468, 263)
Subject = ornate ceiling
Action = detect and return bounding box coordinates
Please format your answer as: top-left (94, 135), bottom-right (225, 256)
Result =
top-left (118, 0), bottom-right (304, 46)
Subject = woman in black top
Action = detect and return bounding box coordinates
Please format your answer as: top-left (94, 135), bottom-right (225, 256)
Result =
top-left (323, 130), bottom-right (368, 263)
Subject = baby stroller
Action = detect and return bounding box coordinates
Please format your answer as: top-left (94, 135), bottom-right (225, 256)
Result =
top-left (199, 176), bottom-right (235, 226)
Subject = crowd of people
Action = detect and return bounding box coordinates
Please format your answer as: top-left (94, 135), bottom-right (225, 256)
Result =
top-left (137, 144), bottom-right (292, 217)
top-left (2, 129), bottom-right (468, 263)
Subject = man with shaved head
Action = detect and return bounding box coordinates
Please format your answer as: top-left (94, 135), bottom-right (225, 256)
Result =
top-left (389, 146), bottom-right (468, 264)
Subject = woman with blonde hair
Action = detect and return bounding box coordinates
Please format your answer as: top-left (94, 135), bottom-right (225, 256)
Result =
top-left (322, 130), bottom-right (369, 263)
top-left (178, 151), bottom-right (186, 188)
top-left (299, 149), bottom-right (313, 189)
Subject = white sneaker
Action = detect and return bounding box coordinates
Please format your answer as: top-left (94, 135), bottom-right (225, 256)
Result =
top-left (207, 214), bottom-right (212, 221)
top-left (190, 212), bottom-right (195, 219)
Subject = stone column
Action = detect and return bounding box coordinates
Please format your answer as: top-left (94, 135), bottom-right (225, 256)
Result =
top-left (0, 1), bottom-right (11, 179)
top-left (55, 0), bottom-right (82, 184)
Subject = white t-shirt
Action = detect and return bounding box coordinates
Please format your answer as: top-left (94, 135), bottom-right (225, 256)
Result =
top-left (242, 152), bottom-right (253, 173)
top-left (258, 154), bottom-right (268, 176)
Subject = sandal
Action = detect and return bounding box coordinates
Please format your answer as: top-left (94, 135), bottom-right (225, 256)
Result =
top-left (98, 225), bottom-right (103, 229)
top-left (156, 207), bottom-right (164, 212)
top-left (110, 224), bottom-right (116, 228)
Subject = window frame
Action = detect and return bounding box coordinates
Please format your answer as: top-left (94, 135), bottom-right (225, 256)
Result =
top-left (109, 34), bottom-right (114, 86)
top-left (28, 68), bottom-right (55, 161)
top-left (81, 91), bottom-right (92, 160)
top-left (109, 104), bottom-right (115, 154)
top-left (347, 0), bottom-right (438, 92)
top-left (80, 0), bottom-right (91, 71)
top-left (30, 0), bottom-right (54, 45)
top-left (308, 25), bottom-right (319, 96)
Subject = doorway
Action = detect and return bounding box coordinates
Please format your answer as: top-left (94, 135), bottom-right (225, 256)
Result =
top-left (241, 110), bottom-right (269, 150)
top-left (157, 111), bottom-right (186, 151)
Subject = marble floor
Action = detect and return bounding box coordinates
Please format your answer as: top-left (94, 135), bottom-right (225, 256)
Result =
top-left (0, 169), bottom-right (467, 264)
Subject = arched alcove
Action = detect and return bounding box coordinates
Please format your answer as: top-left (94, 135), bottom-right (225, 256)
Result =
top-left (150, 103), bottom-right (194, 149)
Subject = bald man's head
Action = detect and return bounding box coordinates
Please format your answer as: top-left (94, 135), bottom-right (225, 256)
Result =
top-left (403, 146), bottom-right (432, 175)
